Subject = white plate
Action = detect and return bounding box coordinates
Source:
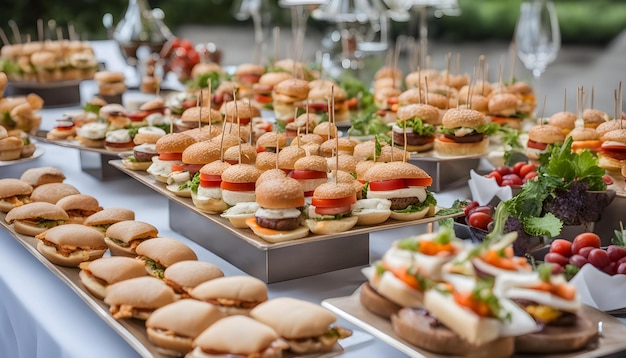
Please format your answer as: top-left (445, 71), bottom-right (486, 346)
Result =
top-left (0, 147), bottom-right (44, 167)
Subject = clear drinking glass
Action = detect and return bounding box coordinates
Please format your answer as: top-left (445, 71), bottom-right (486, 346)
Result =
top-left (515, 0), bottom-right (561, 78)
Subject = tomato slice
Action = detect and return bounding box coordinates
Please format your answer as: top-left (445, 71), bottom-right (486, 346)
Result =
top-left (387, 96), bottom-right (399, 105)
top-left (171, 163), bottom-right (184, 172)
top-left (159, 152), bottom-right (183, 161)
top-left (308, 102), bottom-right (328, 113)
top-left (238, 73), bottom-right (261, 84)
top-left (289, 170), bottom-right (328, 180)
top-left (437, 135), bottom-right (457, 143)
top-left (311, 195), bottom-right (356, 208)
top-left (601, 145), bottom-right (626, 152)
top-left (527, 139), bottom-right (547, 150)
top-left (227, 117), bottom-right (251, 126)
top-left (221, 181), bottom-right (256, 191)
top-left (304, 190), bottom-right (315, 197)
top-left (126, 111), bottom-right (149, 121)
top-left (200, 174), bottom-right (222, 182)
top-left (254, 94), bottom-right (273, 104)
top-left (406, 177), bottom-right (432, 187)
top-left (200, 180), bottom-right (221, 188)
top-left (315, 205), bottom-right (352, 216)
top-left (369, 179), bottom-right (406, 191)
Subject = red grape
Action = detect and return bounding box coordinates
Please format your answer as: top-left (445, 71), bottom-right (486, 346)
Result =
top-left (588, 248), bottom-right (611, 269)
top-left (463, 201), bottom-right (479, 216)
top-left (486, 171), bottom-right (503, 185)
top-left (495, 166), bottom-right (512, 176)
top-left (607, 245), bottom-right (626, 262)
top-left (571, 233), bottom-right (601, 255)
top-left (544, 252), bottom-right (570, 267)
top-left (549, 239), bottom-right (573, 258)
top-left (569, 254), bottom-right (588, 268)
top-left (603, 175), bottom-right (614, 185)
top-left (617, 262), bottom-right (626, 275)
top-left (578, 246), bottom-right (595, 259)
top-left (469, 206), bottom-right (492, 216)
top-left (523, 171), bottom-right (538, 182)
top-left (550, 263), bottom-right (564, 274)
top-left (468, 212), bottom-right (493, 231)
top-left (618, 256), bottom-right (626, 265)
top-left (501, 174), bottom-right (523, 186)
top-left (602, 262), bottom-right (617, 275)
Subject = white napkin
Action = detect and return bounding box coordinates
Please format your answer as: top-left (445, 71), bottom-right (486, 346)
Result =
top-left (468, 170), bottom-right (513, 206)
top-left (569, 264), bottom-right (626, 312)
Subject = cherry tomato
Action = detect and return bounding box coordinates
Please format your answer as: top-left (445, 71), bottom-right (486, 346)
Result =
top-left (588, 248), bottom-right (611, 269)
top-left (468, 212), bottom-right (493, 231)
top-left (550, 263), bottom-right (565, 274)
top-left (571, 233), bottom-right (601, 255)
top-left (468, 206), bottom-right (492, 216)
top-left (602, 175), bottom-right (614, 185)
top-left (501, 174), bottom-right (523, 186)
top-left (495, 166), bottom-right (512, 176)
top-left (569, 254), bottom-right (588, 268)
top-left (519, 163), bottom-right (537, 178)
top-left (463, 201), bottom-right (479, 216)
top-left (608, 245), bottom-right (626, 262)
top-left (549, 239), bottom-right (573, 258)
top-left (544, 252), bottom-right (569, 267)
top-left (523, 171), bottom-right (538, 182)
top-left (512, 161), bottom-right (526, 176)
top-left (486, 171), bottom-right (503, 185)
top-left (578, 246), bottom-right (595, 259)
top-left (617, 262), bottom-right (626, 275)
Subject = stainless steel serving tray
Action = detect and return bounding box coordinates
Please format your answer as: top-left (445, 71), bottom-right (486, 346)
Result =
top-left (109, 160), bottom-right (462, 282)
top-left (322, 285), bottom-right (626, 358)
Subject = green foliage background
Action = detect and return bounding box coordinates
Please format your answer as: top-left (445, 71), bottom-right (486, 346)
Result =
top-left (0, 0), bottom-right (624, 44)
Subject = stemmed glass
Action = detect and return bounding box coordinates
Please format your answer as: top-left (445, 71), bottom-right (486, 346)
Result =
top-left (515, 0), bottom-right (561, 79)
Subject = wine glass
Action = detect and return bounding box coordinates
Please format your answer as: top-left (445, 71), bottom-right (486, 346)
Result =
top-left (515, 0), bottom-right (560, 79)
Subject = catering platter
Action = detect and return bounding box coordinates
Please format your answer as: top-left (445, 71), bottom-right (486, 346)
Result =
top-left (322, 285), bottom-right (626, 358)
top-left (109, 160), bottom-right (462, 282)
top-left (0, 147), bottom-right (44, 166)
top-left (33, 130), bottom-right (120, 156)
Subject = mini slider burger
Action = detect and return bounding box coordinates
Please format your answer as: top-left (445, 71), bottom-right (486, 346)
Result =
top-left (75, 121), bottom-right (108, 148)
top-left (290, 155), bottom-right (329, 202)
top-left (176, 106), bottom-right (223, 132)
top-left (548, 111), bottom-right (577, 136)
top-left (147, 132), bottom-right (196, 183)
top-left (30, 182), bottom-right (80, 204)
top-left (146, 299), bottom-right (226, 355)
top-left (494, 265), bottom-right (593, 354)
top-left (55, 194), bottom-right (103, 224)
top-left (163, 260), bottom-right (224, 298)
top-left (135, 237), bottom-right (198, 278)
top-left (434, 108), bottom-right (497, 156)
top-left (104, 220), bottom-right (159, 257)
top-left (35, 224), bottom-right (107, 267)
top-left (220, 163), bottom-right (262, 207)
top-left (0, 178), bottom-right (33, 212)
top-left (525, 124), bottom-right (566, 161)
top-left (104, 276), bottom-right (176, 320)
top-left (19, 166), bottom-right (65, 187)
top-left (121, 143), bottom-right (159, 171)
top-left (78, 256), bottom-right (148, 299)
top-left (5, 201), bottom-right (69, 236)
top-left (598, 129), bottom-right (626, 172)
top-left (222, 99), bottom-right (260, 126)
top-left (246, 177), bottom-right (309, 243)
top-left (305, 182), bottom-right (358, 235)
top-left (83, 207), bottom-right (135, 233)
top-left (46, 117), bottom-right (76, 140)
top-left (567, 127), bottom-right (601, 154)
top-left (363, 161), bottom-right (436, 221)
top-left (273, 78), bottom-right (309, 127)
top-left (190, 160), bottom-right (231, 214)
top-left (124, 97), bottom-right (167, 127)
top-left (253, 71), bottom-right (292, 108)
top-left (393, 103), bottom-right (440, 152)
top-left (250, 297), bottom-right (352, 354)
top-left (189, 275), bottom-right (268, 316)
top-left (166, 141), bottom-right (221, 197)
top-left (187, 315), bottom-right (288, 358)
top-left (487, 93), bottom-right (523, 129)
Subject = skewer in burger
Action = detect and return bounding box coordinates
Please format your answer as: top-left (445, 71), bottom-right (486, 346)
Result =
top-left (246, 177), bottom-right (309, 243)
top-left (525, 124), bottom-right (565, 161)
top-left (393, 103), bottom-right (440, 153)
top-left (363, 161), bottom-right (436, 221)
top-left (166, 141), bottom-right (221, 197)
top-left (434, 108), bottom-right (497, 156)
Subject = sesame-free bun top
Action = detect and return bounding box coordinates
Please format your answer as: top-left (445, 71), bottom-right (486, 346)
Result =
top-left (155, 133), bottom-right (196, 154)
top-left (326, 154), bottom-right (358, 174)
top-left (104, 276), bottom-right (176, 309)
top-left (582, 109), bottom-right (609, 127)
top-left (94, 71), bottom-right (125, 83)
top-left (83, 207), bottom-right (135, 226)
top-left (291, 133), bottom-right (324, 147)
top-left (567, 127), bottom-right (599, 141)
top-left (182, 141), bottom-right (221, 165)
top-left (319, 138), bottom-right (357, 157)
top-left (396, 103), bottom-right (440, 123)
top-left (5, 201), bottom-right (69, 223)
top-left (374, 66), bottom-right (403, 81)
top-left (0, 178), bottom-right (33, 199)
top-left (181, 106), bottom-right (223, 124)
top-left (600, 128), bottom-right (626, 144)
top-left (313, 122), bottom-right (338, 140)
top-left (139, 97), bottom-right (166, 111)
top-left (80, 256), bottom-right (148, 284)
top-left (29, 183), bottom-right (80, 204)
top-left (191, 62), bottom-right (222, 78)
top-left (135, 237), bottom-right (198, 267)
top-left (236, 63), bottom-right (265, 76)
top-left (364, 161), bottom-right (430, 182)
top-left (163, 260), bottom-right (224, 289)
top-left (221, 164), bottom-right (262, 184)
top-left (255, 177), bottom-right (304, 209)
top-left (441, 108), bottom-right (486, 129)
top-left (255, 152), bottom-right (278, 171)
top-left (146, 299), bottom-right (225, 342)
top-left (294, 155), bottom-right (328, 172)
top-left (250, 297), bottom-right (337, 339)
top-left (488, 93), bottom-right (519, 116)
top-left (277, 146), bottom-right (306, 170)
top-left (19, 166), bottom-right (65, 187)
top-left (257, 71), bottom-right (292, 87)
top-left (105, 220), bottom-right (159, 244)
top-left (199, 160), bottom-right (231, 176)
top-left (256, 132), bottom-right (287, 150)
top-left (223, 143), bottom-right (257, 165)
top-left (274, 78), bottom-right (309, 101)
top-left (191, 315), bottom-right (279, 355)
top-left (56, 194), bottom-right (101, 212)
top-left (222, 99), bottom-right (261, 120)
top-left (595, 119), bottom-right (626, 137)
top-left (190, 275), bottom-right (268, 303)
top-left (313, 182), bottom-right (354, 200)
top-left (38, 224), bottom-right (105, 248)
top-left (549, 111), bottom-right (577, 130)
top-left (528, 124), bottom-right (566, 144)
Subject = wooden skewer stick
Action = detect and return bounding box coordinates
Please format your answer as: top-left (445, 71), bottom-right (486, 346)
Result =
top-left (563, 88), bottom-right (567, 112)
top-left (305, 102), bottom-right (309, 135)
top-left (0, 28), bottom-right (10, 46)
top-left (591, 86), bottom-right (595, 109)
top-left (208, 80), bottom-right (213, 138)
top-left (198, 90), bottom-right (203, 128)
top-left (233, 90), bottom-right (242, 164)
top-left (540, 96), bottom-right (547, 124)
top-left (56, 27), bottom-right (63, 41)
top-left (272, 26), bottom-right (280, 67)
top-left (68, 23), bottom-right (76, 42)
top-left (247, 100), bottom-right (254, 145)
top-left (8, 20), bottom-right (21, 43)
top-left (37, 19), bottom-right (44, 42)
top-left (619, 81), bottom-right (623, 125)
top-left (509, 38), bottom-right (517, 84)
top-left (614, 89), bottom-right (618, 124)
